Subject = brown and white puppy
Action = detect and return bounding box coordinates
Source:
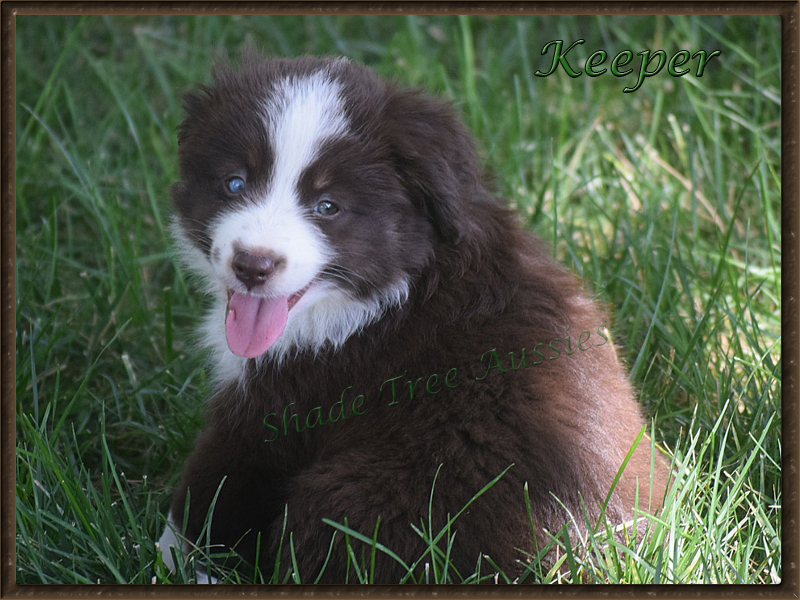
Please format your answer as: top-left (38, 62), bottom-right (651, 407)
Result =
top-left (159, 55), bottom-right (669, 583)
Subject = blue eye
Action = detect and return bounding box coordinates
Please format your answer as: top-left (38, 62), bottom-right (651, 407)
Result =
top-left (314, 199), bottom-right (340, 217)
top-left (225, 177), bottom-right (246, 194)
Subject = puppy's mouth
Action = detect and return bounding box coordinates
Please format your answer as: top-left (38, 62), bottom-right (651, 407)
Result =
top-left (225, 283), bottom-right (311, 359)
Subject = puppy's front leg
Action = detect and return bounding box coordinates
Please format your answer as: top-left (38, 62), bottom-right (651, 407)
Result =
top-left (160, 426), bottom-right (285, 580)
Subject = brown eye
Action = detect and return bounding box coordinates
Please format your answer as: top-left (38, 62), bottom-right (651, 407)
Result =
top-left (314, 199), bottom-right (339, 217)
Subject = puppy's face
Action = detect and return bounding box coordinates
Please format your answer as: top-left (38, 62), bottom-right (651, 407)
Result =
top-left (171, 57), bottom-right (482, 375)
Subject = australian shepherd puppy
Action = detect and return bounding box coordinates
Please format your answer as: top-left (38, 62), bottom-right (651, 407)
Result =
top-left (159, 55), bottom-right (669, 583)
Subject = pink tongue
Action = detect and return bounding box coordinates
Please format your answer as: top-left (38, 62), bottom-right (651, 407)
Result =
top-left (225, 292), bottom-right (289, 358)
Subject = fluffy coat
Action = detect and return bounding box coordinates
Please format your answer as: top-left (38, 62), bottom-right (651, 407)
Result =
top-left (164, 55), bottom-right (668, 583)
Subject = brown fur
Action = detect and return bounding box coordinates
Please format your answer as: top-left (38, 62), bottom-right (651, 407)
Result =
top-left (169, 56), bottom-right (669, 583)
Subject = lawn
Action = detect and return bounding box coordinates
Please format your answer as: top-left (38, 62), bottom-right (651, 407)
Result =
top-left (15, 13), bottom-right (781, 584)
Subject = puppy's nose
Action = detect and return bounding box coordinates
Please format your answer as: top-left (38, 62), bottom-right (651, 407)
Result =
top-left (232, 250), bottom-right (283, 290)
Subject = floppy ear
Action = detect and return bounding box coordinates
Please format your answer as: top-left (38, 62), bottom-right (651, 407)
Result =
top-left (383, 88), bottom-right (484, 245)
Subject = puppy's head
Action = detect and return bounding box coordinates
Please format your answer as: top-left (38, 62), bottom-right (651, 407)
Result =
top-left (171, 55), bottom-right (485, 365)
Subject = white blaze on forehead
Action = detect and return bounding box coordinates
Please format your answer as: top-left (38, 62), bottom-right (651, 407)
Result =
top-left (206, 70), bottom-right (349, 296)
top-left (265, 70), bottom-right (348, 202)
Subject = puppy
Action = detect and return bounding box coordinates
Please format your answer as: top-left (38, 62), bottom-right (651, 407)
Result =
top-left (160, 55), bottom-right (669, 583)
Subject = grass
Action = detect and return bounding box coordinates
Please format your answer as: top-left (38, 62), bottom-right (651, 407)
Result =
top-left (15, 14), bottom-right (781, 584)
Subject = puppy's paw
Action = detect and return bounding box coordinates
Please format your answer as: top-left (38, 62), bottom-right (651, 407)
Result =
top-left (156, 512), bottom-right (218, 584)
top-left (156, 519), bottom-right (180, 573)
top-left (195, 570), bottom-right (218, 584)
